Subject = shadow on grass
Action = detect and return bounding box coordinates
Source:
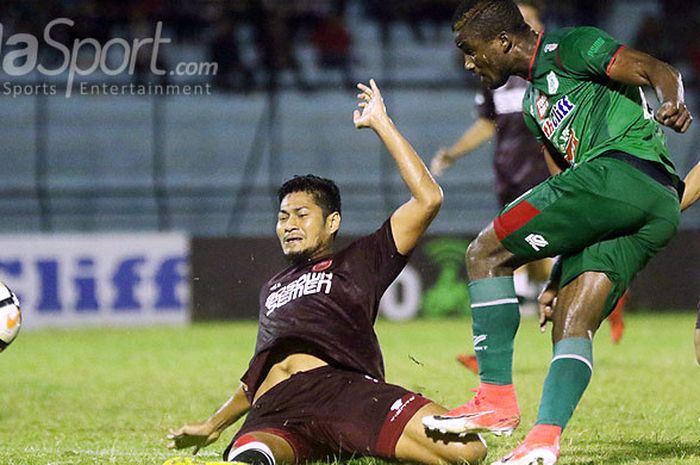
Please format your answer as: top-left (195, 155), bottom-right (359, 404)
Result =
top-left (568, 438), bottom-right (700, 464)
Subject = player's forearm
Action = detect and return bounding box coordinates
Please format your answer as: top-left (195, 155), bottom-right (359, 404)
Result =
top-left (648, 61), bottom-right (685, 107)
top-left (681, 162), bottom-right (700, 211)
top-left (373, 119), bottom-right (443, 208)
top-left (609, 48), bottom-right (684, 105)
top-left (447, 118), bottom-right (496, 158)
top-left (206, 383), bottom-right (251, 432)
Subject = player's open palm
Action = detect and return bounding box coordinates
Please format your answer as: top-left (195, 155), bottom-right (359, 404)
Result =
top-left (353, 79), bottom-right (388, 129)
top-left (167, 421), bottom-right (220, 455)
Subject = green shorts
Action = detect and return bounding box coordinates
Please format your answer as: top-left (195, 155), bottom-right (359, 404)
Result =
top-left (494, 156), bottom-right (680, 315)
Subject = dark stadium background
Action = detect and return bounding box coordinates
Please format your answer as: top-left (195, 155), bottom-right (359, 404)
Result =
top-left (0, 0), bottom-right (697, 329)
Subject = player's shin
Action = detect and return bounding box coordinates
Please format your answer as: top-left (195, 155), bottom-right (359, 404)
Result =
top-left (421, 276), bottom-right (521, 435)
top-left (536, 337), bottom-right (593, 430)
top-left (469, 276), bottom-right (521, 386)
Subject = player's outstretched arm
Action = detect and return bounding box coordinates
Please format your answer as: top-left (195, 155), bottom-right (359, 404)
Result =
top-left (167, 383), bottom-right (251, 454)
top-left (353, 79), bottom-right (443, 255)
top-left (431, 117), bottom-right (496, 176)
top-left (607, 47), bottom-right (693, 133)
top-left (681, 161), bottom-right (700, 211)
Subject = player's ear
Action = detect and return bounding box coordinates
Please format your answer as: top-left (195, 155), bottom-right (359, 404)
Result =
top-left (498, 31), bottom-right (513, 53)
top-left (326, 211), bottom-right (341, 236)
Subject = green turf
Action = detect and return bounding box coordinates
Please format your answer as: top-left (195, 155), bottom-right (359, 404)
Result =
top-left (1, 313), bottom-right (698, 465)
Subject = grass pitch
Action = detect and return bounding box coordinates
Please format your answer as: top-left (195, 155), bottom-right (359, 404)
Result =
top-left (1, 313), bottom-right (698, 465)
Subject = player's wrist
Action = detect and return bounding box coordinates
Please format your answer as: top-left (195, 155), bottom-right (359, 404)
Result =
top-left (443, 150), bottom-right (458, 162)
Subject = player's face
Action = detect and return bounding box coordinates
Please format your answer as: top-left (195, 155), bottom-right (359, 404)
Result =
top-left (276, 191), bottom-right (338, 263)
top-left (454, 29), bottom-right (510, 89)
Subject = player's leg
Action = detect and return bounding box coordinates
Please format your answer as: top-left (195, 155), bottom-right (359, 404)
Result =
top-left (492, 271), bottom-right (611, 465)
top-left (224, 430), bottom-right (298, 465)
top-left (456, 261), bottom-right (552, 375)
top-left (395, 403), bottom-right (487, 464)
top-left (496, 205), bottom-right (680, 464)
top-left (423, 226), bottom-right (526, 435)
top-left (425, 163), bottom-right (622, 436)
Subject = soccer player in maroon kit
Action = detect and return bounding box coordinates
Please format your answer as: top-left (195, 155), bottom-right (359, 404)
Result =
top-left (166, 80), bottom-right (487, 465)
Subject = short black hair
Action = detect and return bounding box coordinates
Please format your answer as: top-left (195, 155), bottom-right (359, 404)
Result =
top-left (452, 0), bottom-right (529, 38)
top-left (278, 174), bottom-right (341, 217)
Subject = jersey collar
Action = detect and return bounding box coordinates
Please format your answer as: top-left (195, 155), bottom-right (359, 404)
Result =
top-left (527, 31), bottom-right (544, 81)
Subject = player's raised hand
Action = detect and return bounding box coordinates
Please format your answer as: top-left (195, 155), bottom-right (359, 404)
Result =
top-left (353, 79), bottom-right (389, 129)
top-left (656, 101), bottom-right (693, 133)
top-left (167, 421), bottom-right (220, 455)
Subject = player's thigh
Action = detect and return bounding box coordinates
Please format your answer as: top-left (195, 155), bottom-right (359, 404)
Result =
top-left (394, 403), bottom-right (487, 465)
top-left (557, 213), bottom-right (678, 322)
top-left (494, 161), bottom-right (651, 261)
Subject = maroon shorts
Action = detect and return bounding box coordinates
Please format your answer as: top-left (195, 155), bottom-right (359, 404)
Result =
top-left (224, 365), bottom-right (431, 463)
top-left (696, 300), bottom-right (700, 330)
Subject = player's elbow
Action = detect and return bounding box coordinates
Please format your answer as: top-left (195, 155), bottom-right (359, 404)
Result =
top-left (424, 185), bottom-right (444, 214)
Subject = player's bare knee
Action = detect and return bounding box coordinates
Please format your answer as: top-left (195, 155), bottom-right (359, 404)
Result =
top-left (466, 231), bottom-right (508, 279)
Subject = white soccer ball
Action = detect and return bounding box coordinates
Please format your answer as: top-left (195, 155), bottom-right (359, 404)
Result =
top-left (0, 282), bottom-right (21, 352)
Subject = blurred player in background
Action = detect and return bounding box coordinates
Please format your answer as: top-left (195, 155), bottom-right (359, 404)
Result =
top-left (432, 1), bottom-right (624, 378)
top-left (423, 0), bottom-right (692, 463)
top-left (166, 80), bottom-right (487, 465)
top-left (680, 161), bottom-right (700, 364)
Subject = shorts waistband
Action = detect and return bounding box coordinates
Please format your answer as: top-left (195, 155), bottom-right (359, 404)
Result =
top-left (600, 151), bottom-right (684, 199)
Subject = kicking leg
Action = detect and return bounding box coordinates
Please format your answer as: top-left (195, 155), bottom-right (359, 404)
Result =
top-left (424, 225), bottom-right (526, 435)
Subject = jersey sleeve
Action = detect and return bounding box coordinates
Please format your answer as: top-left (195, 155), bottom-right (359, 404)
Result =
top-left (476, 86), bottom-right (496, 120)
top-left (523, 112), bottom-right (545, 144)
top-left (557, 26), bottom-right (624, 78)
top-left (346, 219), bottom-right (408, 297)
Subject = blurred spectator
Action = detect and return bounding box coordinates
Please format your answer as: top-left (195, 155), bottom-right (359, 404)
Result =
top-left (633, 15), bottom-right (668, 62)
top-left (312, 14), bottom-right (353, 88)
top-left (209, 17), bottom-right (254, 92)
top-left (255, 1), bottom-right (311, 91)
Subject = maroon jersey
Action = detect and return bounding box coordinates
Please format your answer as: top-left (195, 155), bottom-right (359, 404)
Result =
top-left (241, 220), bottom-right (407, 402)
top-left (477, 76), bottom-right (550, 205)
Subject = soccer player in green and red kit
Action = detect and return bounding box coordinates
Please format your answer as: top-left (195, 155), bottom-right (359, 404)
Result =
top-left (422, 1), bottom-right (693, 463)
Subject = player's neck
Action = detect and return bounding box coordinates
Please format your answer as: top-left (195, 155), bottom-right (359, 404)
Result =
top-left (310, 245), bottom-right (333, 262)
top-left (511, 29), bottom-right (541, 79)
